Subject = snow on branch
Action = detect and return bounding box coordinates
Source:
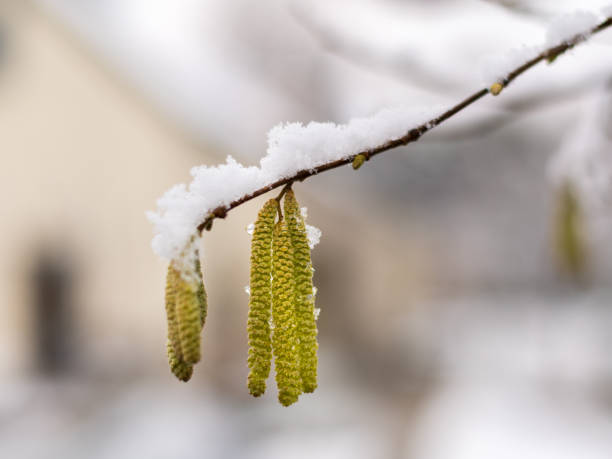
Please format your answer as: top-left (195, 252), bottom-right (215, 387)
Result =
top-left (545, 11), bottom-right (600, 46)
top-left (481, 10), bottom-right (602, 90)
top-left (148, 10), bottom-right (612, 262)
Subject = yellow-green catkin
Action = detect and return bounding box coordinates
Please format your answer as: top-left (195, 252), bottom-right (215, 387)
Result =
top-left (247, 199), bottom-right (277, 397)
top-left (167, 340), bottom-right (193, 382)
top-left (165, 252), bottom-right (207, 381)
top-left (272, 220), bottom-right (302, 406)
top-left (554, 181), bottom-right (587, 278)
top-left (175, 261), bottom-right (203, 365)
top-left (284, 190), bottom-right (318, 393)
top-left (195, 256), bottom-right (208, 328)
top-left (165, 264), bottom-right (182, 360)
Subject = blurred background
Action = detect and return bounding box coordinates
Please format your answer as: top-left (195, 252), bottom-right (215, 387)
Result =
top-left (1, 0), bottom-right (612, 457)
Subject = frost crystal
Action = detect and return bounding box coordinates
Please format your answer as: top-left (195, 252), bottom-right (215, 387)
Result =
top-left (246, 223), bottom-right (255, 236)
top-left (305, 225), bottom-right (322, 250)
top-left (148, 106), bottom-right (437, 260)
top-left (314, 308), bottom-right (321, 321)
top-left (300, 207), bottom-right (308, 219)
top-left (244, 285), bottom-right (250, 296)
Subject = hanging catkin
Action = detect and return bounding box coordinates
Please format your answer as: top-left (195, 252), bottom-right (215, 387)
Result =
top-left (195, 255), bottom-right (208, 328)
top-left (167, 339), bottom-right (193, 382)
top-left (165, 252), bottom-right (207, 381)
top-left (554, 181), bottom-right (586, 277)
top-left (166, 263), bottom-right (193, 381)
top-left (284, 190), bottom-right (318, 393)
top-left (165, 264), bottom-right (182, 360)
top-left (166, 254), bottom-right (203, 366)
top-left (271, 219), bottom-right (302, 406)
top-left (175, 272), bottom-right (202, 364)
top-left (246, 199), bottom-right (277, 396)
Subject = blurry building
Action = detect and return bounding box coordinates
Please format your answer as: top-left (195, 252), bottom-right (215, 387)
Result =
top-left (0, 1), bottom-right (224, 377)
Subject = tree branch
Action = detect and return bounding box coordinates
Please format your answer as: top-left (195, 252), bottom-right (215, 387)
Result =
top-left (197, 16), bottom-right (612, 233)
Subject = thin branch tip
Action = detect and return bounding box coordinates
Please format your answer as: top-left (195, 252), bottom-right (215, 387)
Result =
top-left (190, 15), bottom-right (612, 236)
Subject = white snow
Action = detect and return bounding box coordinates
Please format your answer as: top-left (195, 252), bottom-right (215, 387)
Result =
top-left (300, 207), bottom-right (321, 250)
top-left (172, 235), bottom-right (202, 285)
top-left (480, 45), bottom-right (541, 86)
top-left (604, 4), bottom-right (612, 17)
top-left (480, 9), bottom-right (602, 85)
top-left (305, 225), bottom-right (322, 250)
top-left (261, 106), bottom-right (438, 181)
top-left (545, 11), bottom-right (600, 47)
top-left (149, 106), bottom-right (436, 260)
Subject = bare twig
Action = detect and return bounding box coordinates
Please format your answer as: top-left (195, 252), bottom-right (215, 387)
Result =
top-left (197, 16), bottom-right (612, 233)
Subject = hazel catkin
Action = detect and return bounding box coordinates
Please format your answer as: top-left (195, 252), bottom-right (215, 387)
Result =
top-left (554, 181), bottom-right (587, 278)
top-left (167, 339), bottom-right (193, 382)
top-left (175, 259), bottom-right (203, 365)
top-left (195, 256), bottom-right (208, 328)
top-left (247, 199), bottom-right (278, 396)
top-left (165, 264), bottom-right (182, 360)
top-left (271, 219), bottom-right (302, 406)
top-left (165, 249), bottom-right (207, 381)
top-left (284, 190), bottom-right (318, 393)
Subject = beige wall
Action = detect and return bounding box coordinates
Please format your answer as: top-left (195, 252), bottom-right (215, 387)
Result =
top-left (0, 2), bottom-right (226, 375)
